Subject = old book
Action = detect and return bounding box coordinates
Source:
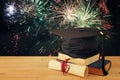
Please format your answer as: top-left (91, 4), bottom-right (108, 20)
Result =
top-left (48, 59), bottom-right (88, 77)
top-left (88, 59), bottom-right (111, 76)
top-left (58, 52), bottom-right (100, 65)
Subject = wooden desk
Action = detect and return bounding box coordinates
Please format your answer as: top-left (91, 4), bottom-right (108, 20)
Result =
top-left (0, 56), bottom-right (120, 80)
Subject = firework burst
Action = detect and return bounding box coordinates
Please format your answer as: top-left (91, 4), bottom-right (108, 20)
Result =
top-left (51, 0), bottom-right (110, 29)
top-left (76, 0), bottom-right (111, 29)
top-left (19, 0), bottom-right (48, 18)
top-left (3, 1), bottom-right (20, 24)
top-left (5, 3), bottom-right (16, 17)
top-left (18, 0), bottom-right (49, 25)
top-left (51, 0), bottom-right (82, 27)
top-left (77, 0), bottom-right (102, 29)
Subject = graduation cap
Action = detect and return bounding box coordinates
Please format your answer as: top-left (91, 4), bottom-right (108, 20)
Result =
top-left (49, 28), bottom-right (101, 58)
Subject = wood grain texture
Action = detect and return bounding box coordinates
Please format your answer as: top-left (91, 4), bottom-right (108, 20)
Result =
top-left (0, 56), bottom-right (120, 80)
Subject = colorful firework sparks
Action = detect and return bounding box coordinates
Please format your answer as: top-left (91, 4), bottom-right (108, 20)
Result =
top-left (3, 0), bottom-right (49, 25)
top-left (99, 0), bottom-right (109, 14)
top-left (19, 0), bottom-right (48, 18)
top-left (51, 0), bottom-right (81, 26)
top-left (51, 0), bottom-right (110, 29)
top-left (76, 0), bottom-right (102, 28)
top-left (76, 0), bottom-right (110, 29)
top-left (18, 0), bottom-right (49, 34)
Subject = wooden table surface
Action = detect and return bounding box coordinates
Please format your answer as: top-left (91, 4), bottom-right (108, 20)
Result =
top-left (0, 56), bottom-right (120, 80)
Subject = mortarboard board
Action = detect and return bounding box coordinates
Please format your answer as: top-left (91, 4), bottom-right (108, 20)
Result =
top-left (49, 28), bottom-right (100, 58)
top-left (49, 28), bottom-right (100, 39)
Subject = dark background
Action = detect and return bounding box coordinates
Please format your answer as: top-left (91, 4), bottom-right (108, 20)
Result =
top-left (104, 0), bottom-right (120, 56)
top-left (0, 0), bottom-right (120, 56)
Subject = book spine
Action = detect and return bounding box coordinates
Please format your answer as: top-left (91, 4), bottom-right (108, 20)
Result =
top-left (48, 59), bottom-right (88, 77)
top-left (88, 60), bottom-right (111, 76)
top-left (88, 67), bottom-right (104, 76)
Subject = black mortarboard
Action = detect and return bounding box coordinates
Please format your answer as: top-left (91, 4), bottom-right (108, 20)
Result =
top-left (49, 28), bottom-right (100, 39)
top-left (49, 28), bottom-right (100, 58)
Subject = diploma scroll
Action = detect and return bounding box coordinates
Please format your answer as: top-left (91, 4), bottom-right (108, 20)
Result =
top-left (48, 59), bottom-right (88, 77)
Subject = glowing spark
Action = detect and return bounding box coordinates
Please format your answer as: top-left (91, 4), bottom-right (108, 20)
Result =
top-left (13, 34), bottom-right (20, 48)
top-left (76, 0), bottom-right (102, 29)
top-left (6, 5), bottom-right (15, 16)
top-left (23, 3), bottom-right (36, 17)
top-left (3, 2), bottom-right (20, 24)
top-left (5, 3), bottom-right (17, 17)
top-left (99, 0), bottom-right (109, 14)
top-left (63, 7), bottom-right (78, 23)
top-left (51, 0), bottom-right (80, 25)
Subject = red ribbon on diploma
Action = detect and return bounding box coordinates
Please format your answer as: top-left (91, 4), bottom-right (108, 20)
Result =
top-left (57, 58), bottom-right (70, 75)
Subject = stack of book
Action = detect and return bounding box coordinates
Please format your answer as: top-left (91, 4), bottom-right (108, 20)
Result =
top-left (48, 52), bottom-right (111, 77)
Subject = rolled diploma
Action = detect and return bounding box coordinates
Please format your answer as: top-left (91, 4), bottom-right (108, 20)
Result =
top-left (48, 59), bottom-right (88, 77)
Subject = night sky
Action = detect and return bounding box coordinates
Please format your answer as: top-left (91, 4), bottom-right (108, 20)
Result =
top-left (0, 0), bottom-right (120, 56)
